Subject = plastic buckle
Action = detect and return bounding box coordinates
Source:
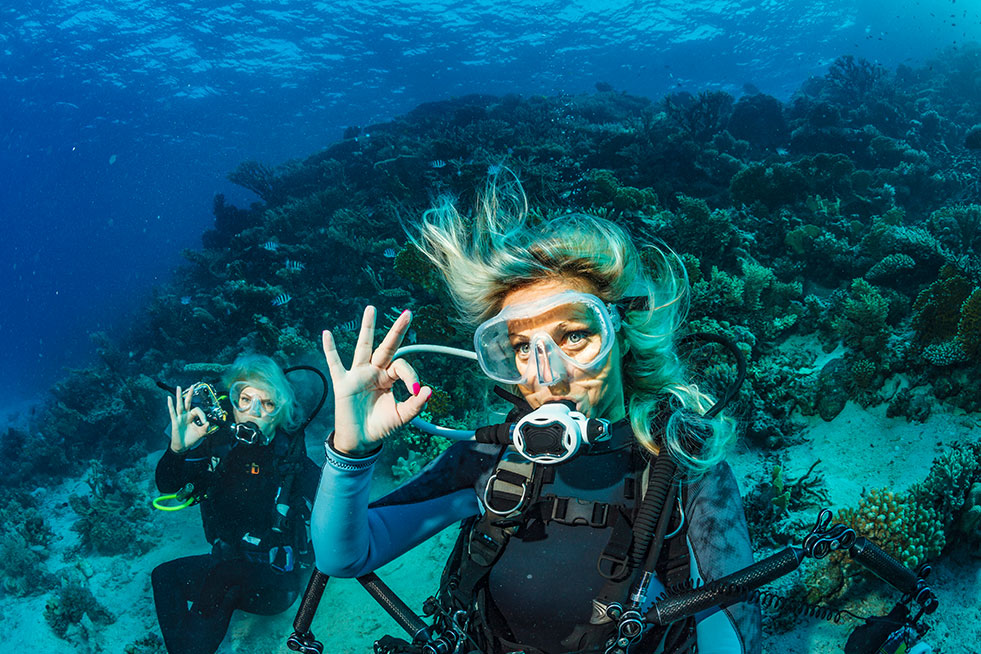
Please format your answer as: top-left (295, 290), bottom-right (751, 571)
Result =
top-left (551, 497), bottom-right (609, 527)
top-left (250, 463), bottom-right (260, 475)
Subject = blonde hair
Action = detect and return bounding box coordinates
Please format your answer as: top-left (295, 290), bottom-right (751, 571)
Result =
top-left (222, 354), bottom-right (299, 432)
top-left (409, 174), bottom-right (734, 478)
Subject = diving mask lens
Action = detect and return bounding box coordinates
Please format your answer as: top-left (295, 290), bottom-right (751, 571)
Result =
top-left (474, 290), bottom-right (620, 386)
top-left (230, 382), bottom-right (281, 418)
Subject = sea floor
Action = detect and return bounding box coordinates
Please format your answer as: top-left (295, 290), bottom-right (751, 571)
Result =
top-left (2, 400), bottom-right (979, 654)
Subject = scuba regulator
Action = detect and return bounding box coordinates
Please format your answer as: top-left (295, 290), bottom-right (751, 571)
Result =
top-left (475, 399), bottom-right (611, 465)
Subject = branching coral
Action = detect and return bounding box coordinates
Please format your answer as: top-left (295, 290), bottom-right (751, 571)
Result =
top-left (830, 278), bottom-right (890, 355)
top-left (69, 461), bottom-right (156, 556)
top-left (44, 569), bottom-right (115, 639)
top-left (664, 90), bottom-right (733, 142)
top-left (908, 440), bottom-right (981, 534)
top-left (825, 55), bottom-right (890, 105)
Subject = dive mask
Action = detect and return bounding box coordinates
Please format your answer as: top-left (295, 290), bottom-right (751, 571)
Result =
top-left (474, 290), bottom-right (621, 386)
top-left (230, 381), bottom-right (282, 418)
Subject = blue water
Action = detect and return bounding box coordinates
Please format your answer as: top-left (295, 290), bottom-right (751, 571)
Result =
top-left (1, 0), bottom-right (977, 402)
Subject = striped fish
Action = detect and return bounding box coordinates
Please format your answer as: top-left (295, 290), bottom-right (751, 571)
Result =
top-left (383, 248), bottom-right (397, 259)
top-left (335, 319), bottom-right (358, 332)
top-left (271, 293), bottom-right (292, 307)
top-left (430, 159), bottom-right (447, 169)
top-left (284, 259), bottom-right (305, 272)
top-left (261, 240), bottom-right (279, 252)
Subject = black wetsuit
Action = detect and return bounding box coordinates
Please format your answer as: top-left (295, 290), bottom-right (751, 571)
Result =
top-left (152, 428), bottom-right (319, 654)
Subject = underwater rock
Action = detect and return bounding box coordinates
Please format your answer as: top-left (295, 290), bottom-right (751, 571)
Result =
top-left (814, 358), bottom-right (850, 421)
top-left (886, 387), bottom-right (932, 422)
top-left (964, 125), bottom-right (981, 150)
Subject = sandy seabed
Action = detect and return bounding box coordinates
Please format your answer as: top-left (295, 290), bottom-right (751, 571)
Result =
top-left (2, 400), bottom-right (979, 654)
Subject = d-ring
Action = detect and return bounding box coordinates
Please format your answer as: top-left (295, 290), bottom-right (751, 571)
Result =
top-left (483, 473), bottom-right (528, 516)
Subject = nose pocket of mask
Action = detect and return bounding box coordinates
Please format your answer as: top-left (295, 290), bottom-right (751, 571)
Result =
top-left (531, 335), bottom-right (569, 386)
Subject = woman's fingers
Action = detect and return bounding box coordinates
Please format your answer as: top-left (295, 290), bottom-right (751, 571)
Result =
top-left (321, 330), bottom-right (346, 383)
top-left (351, 305), bottom-right (376, 366)
top-left (372, 309), bottom-right (411, 369)
top-left (181, 385), bottom-right (194, 412)
top-left (385, 357), bottom-right (420, 394)
top-left (167, 395), bottom-right (179, 427)
top-left (189, 407), bottom-right (208, 428)
top-left (385, 358), bottom-right (431, 425)
top-left (395, 386), bottom-right (432, 424)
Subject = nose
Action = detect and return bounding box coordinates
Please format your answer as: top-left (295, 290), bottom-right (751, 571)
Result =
top-left (248, 398), bottom-right (263, 417)
top-left (530, 336), bottom-right (569, 387)
top-left (534, 340), bottom-right (555, 385)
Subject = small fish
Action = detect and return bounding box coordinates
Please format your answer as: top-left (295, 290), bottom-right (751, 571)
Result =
top-left (335, 319), bottom-right (358, 332)
top-left (284, 259), bottom-right (305, 272)
top-left (180, 296), bottom-right (192, 305)
top-left (383, 248), bottom-right (397, 259)
top-left (261, 240), bottom-right (279, 252)
top-left (272, 293), bottom-right (292, 307)
top-left (430, 159), bottom-right (447, 169)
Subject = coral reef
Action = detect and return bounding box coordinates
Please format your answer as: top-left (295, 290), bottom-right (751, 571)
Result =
top-left (44, 568), bottom-right (115, 640)
top-left (69, 461), bottom-right (157, 556)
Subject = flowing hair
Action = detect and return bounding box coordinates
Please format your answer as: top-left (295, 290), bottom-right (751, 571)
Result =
top-left (222, 354), bottom-right (300, 432)
top-left (407, 173), bottom-right (735, 478)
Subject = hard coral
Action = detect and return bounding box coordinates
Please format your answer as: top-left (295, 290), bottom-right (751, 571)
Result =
top-left (956, 288), bottom-right (981, 358)
top-left (911, 265), bottom-right (973, 345)
top-left (837, 488), bottom-right (944, 571)
top-left (830, 278), bottom-right (889, 355)
top-left (909, 440), bottom-right (981, 534)
top-left (44, 569), bottom-right (115, 639)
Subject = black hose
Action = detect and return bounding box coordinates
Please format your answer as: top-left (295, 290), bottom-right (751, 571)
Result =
top-left (628, 453), bottom-right (678, 571)
top-left (284, 365), bottom-right (329, 432)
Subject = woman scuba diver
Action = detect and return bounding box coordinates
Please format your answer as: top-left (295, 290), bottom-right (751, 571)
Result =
top-left (311, 178), bottom-right (762, 654)
top-left (152, 354), bottom-right (321, 654)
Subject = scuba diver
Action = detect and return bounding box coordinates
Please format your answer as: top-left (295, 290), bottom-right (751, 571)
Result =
top-left (310, 179), bottom-right (762, 654)
top-left (152, 354), bottom-right (321, 654)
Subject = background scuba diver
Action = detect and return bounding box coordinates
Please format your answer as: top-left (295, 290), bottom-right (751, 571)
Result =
top-left (311, 179), bottom-right (762, 654)
top-left (152, 354), bottom-right (320, 654)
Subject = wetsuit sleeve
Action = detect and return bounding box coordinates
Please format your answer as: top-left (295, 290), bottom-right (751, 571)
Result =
top-left (312, 440), bottom-right (483, 578)
top-left (155, 446), bottom-right (211, 493)
top-left (685, 462), bottom-right (763, 654)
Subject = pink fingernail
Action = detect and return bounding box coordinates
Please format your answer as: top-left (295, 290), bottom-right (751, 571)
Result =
top-left (412, 382), bottom-right (421, 396)
top-left (401, 309), bottom-right (410, 319)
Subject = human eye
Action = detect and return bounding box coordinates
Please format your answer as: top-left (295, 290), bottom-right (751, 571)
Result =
top-left (511, 340), bottom-right (531, 358)
top-left (563, 329), bottom-right (593, 347)
top-left (262, 400), bottom-right (277, 412)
